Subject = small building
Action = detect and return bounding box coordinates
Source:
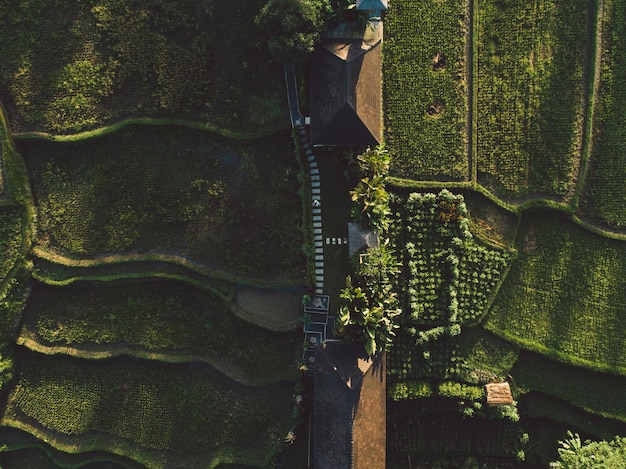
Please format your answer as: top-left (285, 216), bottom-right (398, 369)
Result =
top-left (485, 382), bottom-right (514, 407)
top-left (311, 343), bottom-right (386, 468)
top-left (356, 0), bottom-right (388, 11)
top-left (309, 33), bottom-right (382, 147)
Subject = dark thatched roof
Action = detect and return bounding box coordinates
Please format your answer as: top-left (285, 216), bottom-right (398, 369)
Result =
top-left (310, 37), bottom-right (382, 147)
top-left (356, 0), bottom-right (388, 10)
top-left (312, 343), bottom-right (386, 469)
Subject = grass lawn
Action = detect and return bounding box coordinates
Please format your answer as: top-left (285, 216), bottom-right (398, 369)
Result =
top-left (22, 125), bottom-right (306, 284)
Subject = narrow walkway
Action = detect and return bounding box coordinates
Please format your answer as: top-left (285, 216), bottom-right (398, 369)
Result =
top-left (284, 63), bottom-right (325, 295)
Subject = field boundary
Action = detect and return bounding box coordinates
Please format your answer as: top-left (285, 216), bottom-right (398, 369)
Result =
top-left (15, 337), bottom-right (286, 387)
top-left (486, 324), bottom-right (626, 377)
top-left (0, 440), bottom-right (142, 469)
top-left (572, 0), bottom-right (605, 210)
top-left (13, 117), bottom-right (289, 143)
top-left (388, 178), bottom-right (626, 241)
top-left (31, 246), bottom-right (303, 290)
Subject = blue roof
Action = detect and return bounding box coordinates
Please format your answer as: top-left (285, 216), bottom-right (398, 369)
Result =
top-left (356, 0), bottom-right (388, 10)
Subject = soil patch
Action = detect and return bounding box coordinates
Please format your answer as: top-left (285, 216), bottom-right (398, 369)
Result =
top-left (234, 285), bottom-right (304, 331)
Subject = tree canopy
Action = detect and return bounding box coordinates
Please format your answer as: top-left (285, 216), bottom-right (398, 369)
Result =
top-left (255, 0), bottom-right (333, 62)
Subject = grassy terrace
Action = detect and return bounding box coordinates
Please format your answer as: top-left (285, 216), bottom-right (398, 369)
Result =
top-left (476, 0), bottom-right (589, 198)
top-left (3, 351), bottom-right (293, 469)
top-left (0, 0), bottom-right (286, 134)
top-left (486, 209), bottom-right (626, 374)
top-left (21, 125), bottom-right (305, 283)
top-left (384, 0), bottom-right (468, 180)
top-left (19, 279), bottom-right (300, 385)
top-left (581, 0), bottom-right (626, 228)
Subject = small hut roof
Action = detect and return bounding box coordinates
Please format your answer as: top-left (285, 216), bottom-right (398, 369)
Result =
top-left (348, 222), bottom-right (379, 257)
top-left (356, 0), bottom-right (388, 11)
top-left (485, 382), bottom-right (514, 407)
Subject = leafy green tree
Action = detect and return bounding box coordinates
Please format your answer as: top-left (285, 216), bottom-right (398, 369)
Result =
top-left (551, 432), bottom-right (626, 468)
top-left (350, 145), bottom-right (391, 231)
top-left (255, 0), bottom-right (332, 62)
top-left (336, 273), bottom-right (401, 356)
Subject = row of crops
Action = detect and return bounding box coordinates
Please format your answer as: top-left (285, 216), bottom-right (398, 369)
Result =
top-left (21, 125), bottom-right (305, 283)
top-left (3, 351), bottom-right (293, 467)
top-left (385, 191), bottom-right (525, 464)
top-left (476, 0), bottom-right (589, 198)
top-left (383, 0), bottom-right (468, 180)
top-left (582, 0), bottom-right (626, 228)
top-left (486, 209), bottom-right (626, 375)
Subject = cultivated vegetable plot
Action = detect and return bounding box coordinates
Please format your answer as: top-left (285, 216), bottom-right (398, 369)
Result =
top-left (21, 280), bottom-right (300, 384)
top-left (4, 352), bottom-right (293, 467)
top-left (392, 191), bottom-right (511, 327)
top-left (387, 190), bottom-right (511, 379)
top-left (476, 0), bottom-right (588, 197)
top-left (583, 0), bottom-right (626, 228)
top-left (23, 126), bottom-right (305, 282)
top-left (384, 0), bottom-right (468, 180)
top-left (487, 210), bottom-right (626, 374)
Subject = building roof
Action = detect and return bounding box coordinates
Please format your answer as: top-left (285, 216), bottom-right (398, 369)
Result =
top-left (310, 38), bottom-right (382, 146)
top-left (356, 0), bottom-right (388, 11)
top-left (312, 343), bottom-right (386, 468)
top-left (485, 382), bottom-right (514, 407)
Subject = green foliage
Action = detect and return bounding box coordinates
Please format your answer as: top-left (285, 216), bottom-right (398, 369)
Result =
top-left (0, 0), bottom-right (285, 132)
top-left (255, 0), bottom-right (332, 62)
top-left (350, 145), bottom-right (391, 231)
top-left (23, 126), bottom-right (305, 282)
top-left (336, 274), bottom-right (401, 356)
top-left (437, 381), bottom-right (484, 402)
top-left (584, 0), bottom-right (626, 227)
top-left (476, 0), bottom-right (588, 197)
top-left (551, 432), bottom-right (626, 468)
top-left (486, 210), bottom-right (626, 374)
top-left (23, 280), bottom-right (300, 384)
top-left (388, 380), bottom-right (432, 401)
top-left (384, 0), bottom-right (468, 180)
top-left (5, 352), bottom-right (293, 467)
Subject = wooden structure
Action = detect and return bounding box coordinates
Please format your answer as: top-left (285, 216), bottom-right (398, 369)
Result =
top-left (485, 382), bottom-right (514, 407)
